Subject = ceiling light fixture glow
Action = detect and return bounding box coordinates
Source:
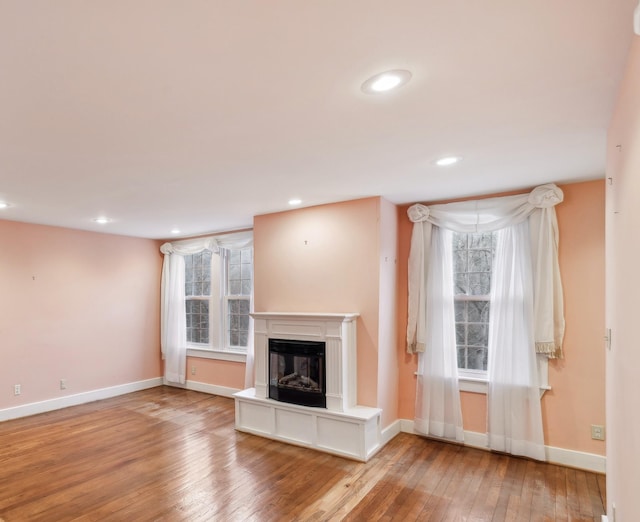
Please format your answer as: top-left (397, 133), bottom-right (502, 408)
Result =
top-left (435, 156), bottom-right (461, 167)
top-left (0, 202), bottom-right (9, 209)
top-left (171, 228), bottom-right (181, 235)
top-left (361, 69), bottom-right (412, 94)
top-left (288, 198), bottom-right (302, 206)
top-left (92, 217), bottom-right (111, 224)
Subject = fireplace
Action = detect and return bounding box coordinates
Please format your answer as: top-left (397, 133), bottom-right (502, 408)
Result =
top-left (269, 338), bottom-right (326, 408)
top-left (234, 312), bottom-right (382, 462)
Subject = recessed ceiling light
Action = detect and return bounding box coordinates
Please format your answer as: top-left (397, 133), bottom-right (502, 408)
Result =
top-left (288, 198), bottom-right (302, 206)
top-left (0, 201), bottom-right (9, 209)
top-left (361, 70), bottom-right (412, 94)
top-left (171, 228), bottom-right (181, 235)
top-left (92, 217), bottom-right (112, 224)
top-left (435, 156), bottom-right (461, 167)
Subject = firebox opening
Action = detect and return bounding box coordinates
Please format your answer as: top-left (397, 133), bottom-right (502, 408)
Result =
top-left (268, 338), bottom-right (326, 408)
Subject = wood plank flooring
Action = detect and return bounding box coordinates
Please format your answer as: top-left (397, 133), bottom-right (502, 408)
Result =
top-left (0, 387), bottom-right (606, 521)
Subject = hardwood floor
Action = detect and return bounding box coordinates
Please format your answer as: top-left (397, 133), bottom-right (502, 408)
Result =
top-left (0, 387), bottom-right (606, 521)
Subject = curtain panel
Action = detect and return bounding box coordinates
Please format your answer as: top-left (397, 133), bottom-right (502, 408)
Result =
top-left (405, 183), bottom-right (563, 458)
top-left (159, 230), bottom-right (253, 386)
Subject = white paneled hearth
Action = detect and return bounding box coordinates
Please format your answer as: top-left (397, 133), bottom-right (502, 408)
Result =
top-left (234, 312), bottom-right (382, 461)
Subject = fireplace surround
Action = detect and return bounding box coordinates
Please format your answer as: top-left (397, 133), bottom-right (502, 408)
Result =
top-left (234, 312), bottom-right (382, 461)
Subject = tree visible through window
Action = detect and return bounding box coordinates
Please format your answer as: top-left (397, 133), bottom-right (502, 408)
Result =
top-left (453, 232), bottom-right (495, 372)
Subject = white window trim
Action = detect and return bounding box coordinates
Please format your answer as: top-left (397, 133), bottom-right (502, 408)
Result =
top-left (185, 248), bottom-right (252, 354)
top-left (456, 354), bottom-right (551, 396)
top-left (186, 347), bottom-right (247, 363)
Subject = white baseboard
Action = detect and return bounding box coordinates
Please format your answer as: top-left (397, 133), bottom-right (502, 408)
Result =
top-left (545, 445), bottom-right (606, 474)
top-left (164, 378), bottom-right (240, 398)
top-left (381, 419), bottom-right (402, 446)
top-left (398, 419), bottom-right (606, 474)
top-left (0, 378), bottom-right (163, 422)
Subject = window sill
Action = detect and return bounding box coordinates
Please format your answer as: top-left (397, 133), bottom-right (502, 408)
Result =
top-left (459, 377), bottom-right (551, 397)
top-left (459, 376), bottom-right (488, 394)
top-left (186, 347), bottom-right (247, 363)
top-left (413, 373), bottom-right (551, 397)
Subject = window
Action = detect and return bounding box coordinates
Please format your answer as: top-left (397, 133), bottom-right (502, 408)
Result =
top-left (453, 232), bottom-right (495, 374)
top-left (224, 248), bottom-right (252, 349)
top-left (184, 247), bottom-right (252, 352)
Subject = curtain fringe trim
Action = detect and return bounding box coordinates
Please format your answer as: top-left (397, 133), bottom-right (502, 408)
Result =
top-left (535, 341), bottom-right (563, 359)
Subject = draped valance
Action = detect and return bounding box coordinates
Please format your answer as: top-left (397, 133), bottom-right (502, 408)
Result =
top-left (160, 230), bottom-right (253, 256)
top-left (406, 183), bottom-right (564, 358)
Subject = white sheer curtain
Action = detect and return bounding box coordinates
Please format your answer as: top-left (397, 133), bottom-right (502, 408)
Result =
top-left (407, 184), bottom-right (564, 458)
top-left (161, 253), bottom-right (187, 384)
top-left (488, 222), bottom-right (545, 460)
top-left (159, 230), bottom-right (253, 386)
top-left (414, 227), bottom-right (464, 441)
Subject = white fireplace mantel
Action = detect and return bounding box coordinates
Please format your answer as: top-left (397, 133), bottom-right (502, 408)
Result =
top-left (233, 312), bottom-right (382, 461)
top-left (251, 312), bottom-right (359, 412)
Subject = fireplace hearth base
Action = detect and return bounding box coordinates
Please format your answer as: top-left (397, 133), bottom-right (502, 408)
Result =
top-left (233, 312), bottom-right (382, 462)
top-left (234, 388), bottom-right (381, 461)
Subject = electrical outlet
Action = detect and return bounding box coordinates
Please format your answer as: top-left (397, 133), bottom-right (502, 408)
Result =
top-left (591, 424), bottom-right (606, 441)
top-left (60, 379), bottom-right (67, 390)
top-left (14, 384), bottom-right (21, 396)
top-left (191, 366), bottom-right (196, 376)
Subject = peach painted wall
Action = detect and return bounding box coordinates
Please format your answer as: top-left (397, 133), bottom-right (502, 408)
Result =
top-left (544, 180), bottom-right (605, 454)
top-left (377, 197), bottom-right (399, 426)
top-left (253, 197), bottom-right (383, 409)
top-left (186, 357), bottom-right (246, 390)
top-left (395, 180), bottom-right (605, 454)
top-left (0, 219), bottom-right (162, 410)
top-left (606, 35), bottom-right (640, 521)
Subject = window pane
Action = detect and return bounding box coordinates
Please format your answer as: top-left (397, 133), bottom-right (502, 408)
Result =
top-left (453, 250), bottom-right (467, 274)
top-left (186, 299), bottom-right (209, 344)
top-left (241, 248), bottom-right (252, 262)
top-left (229, 280), bottom-right (241, 294)
top-left (238, 300), bottom-right (250, 314)
top-left (469, 250), bottom-right (492, 273)
top-left (454, 273), bottom-right (468, 295)
top-left (457, 346), bottom-right (467, 368)
top-left (185, 251), bottom-right (212, 297)
top-left (467, 323), bottom-right (488, 347)
top-left (470, 233), bottom-right (493, 249)
top-left (452, 233), bottom-right (467, 250)
top-left (454, 300), bottom-right (466, 322)
top-left (227, 297), bottom-right (250, 348)
top-left (468, 301), bottom-right (490, 323)
top-left (467, 347), bottom-right (488, 371)
top-left (455, 323), bottom-right (466, 345)
top-left (469, 273), bottom-right (491, 295)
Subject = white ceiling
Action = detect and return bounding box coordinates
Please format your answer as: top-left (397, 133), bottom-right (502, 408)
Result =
top-left (0, 1), bottom-right (637, 239)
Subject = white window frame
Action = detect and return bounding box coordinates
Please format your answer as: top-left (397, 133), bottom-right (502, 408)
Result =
top-left (452, 232), bottom-right (550, 396)
top-left (184, 247), bottom-right (252, 362)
